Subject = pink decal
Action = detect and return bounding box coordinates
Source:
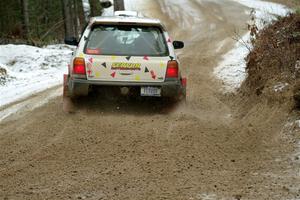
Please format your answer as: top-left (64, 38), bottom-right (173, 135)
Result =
top-left (111, 72), bottom-right (116, 78)
top-left (88, 57), bottom-right (93, 64)
top-left (143, 56), bottom-right (149, 61)
top-left (87, 70), bottom-right (92, 76)
top-left (87, 62), bottom-right (92, 70)
top-left (167, 38), bottom-right (172, 43)
top-left (150, 70), bottom-right (156, 80)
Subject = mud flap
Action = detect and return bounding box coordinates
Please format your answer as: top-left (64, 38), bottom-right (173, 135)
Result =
top-left (63, 74), bottom-right (75, 113)
top-left (179, 77), bottom-right (187, 102)
top-left (168, 77), bottom-right (187, 103)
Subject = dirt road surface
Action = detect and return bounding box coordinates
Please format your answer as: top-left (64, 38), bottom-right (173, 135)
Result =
top-left (1, 1), bottom-right (299, 200)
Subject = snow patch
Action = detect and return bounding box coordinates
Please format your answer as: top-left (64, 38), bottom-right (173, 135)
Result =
top-left (0, 44), bottom-right (74, 107)
top-left (232, 0), bottom-right (290, 17)
top-left (0, 87), bottom-right (61, 121)
top-left (214, 0), bottom-right (290, 93)
top-left (124, 0), bottom-right (136, 12)
top-left (274, 82), bottom-right (289, 92)
top-left (82, 0), bottom-right (91, 20)
top-left (214, 34), bottom-right (249, 91)
top-left (195, 193), bottom-right (218, 200)
top-left (189, 193), bottom-right (228, 200)
top-left (295, 120), bottom-right (300, 128)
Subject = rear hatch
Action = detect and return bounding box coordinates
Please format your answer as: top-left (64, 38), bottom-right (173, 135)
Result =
top-left (85, 55), bottom-right (170, 82)
top-left (84, 24), bottom-right (170, 83)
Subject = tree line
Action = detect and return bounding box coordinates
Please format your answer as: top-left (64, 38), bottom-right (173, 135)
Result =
top-left (0, 0), bottom-right (124, 45)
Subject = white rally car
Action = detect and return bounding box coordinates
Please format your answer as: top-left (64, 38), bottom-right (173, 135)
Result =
top-left (64, 11), bottom-right (186, 102)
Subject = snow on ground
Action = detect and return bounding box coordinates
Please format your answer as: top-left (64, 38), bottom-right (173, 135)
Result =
top-left (274, 82), bottom-right (289, 92)
top-left (0, 44), bottom-right (73, 107)
top-left (214, 0), bottom-right (290, 93)
top-left (232, 0), bottom-right (290, 17)
top-left (0, 87), bottom-right (61, 121)
top-left (214, 34), bottom-right (250, 92)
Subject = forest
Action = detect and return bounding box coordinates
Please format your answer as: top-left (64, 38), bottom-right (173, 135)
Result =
top-left (0, 0), bottom-right (120, 45)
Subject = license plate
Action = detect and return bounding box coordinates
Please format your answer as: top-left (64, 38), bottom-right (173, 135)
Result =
top-left (141, 86), bottom-right (161, 97)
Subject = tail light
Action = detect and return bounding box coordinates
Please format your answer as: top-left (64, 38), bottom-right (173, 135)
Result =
top-left (166, 60), bottom-right (179, 78)
top-left (73, 57), bottom-right (86, 75)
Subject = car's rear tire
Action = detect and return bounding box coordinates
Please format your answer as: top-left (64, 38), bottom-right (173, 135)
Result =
top-left (179, 77), bottom-right (187, 103)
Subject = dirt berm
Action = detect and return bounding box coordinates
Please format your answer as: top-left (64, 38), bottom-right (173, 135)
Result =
top-left (238, 13), bottom-right (300, 110)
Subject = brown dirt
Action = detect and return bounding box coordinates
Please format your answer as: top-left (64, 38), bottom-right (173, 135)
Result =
top-left (1, 1), bottom-right (300, 200)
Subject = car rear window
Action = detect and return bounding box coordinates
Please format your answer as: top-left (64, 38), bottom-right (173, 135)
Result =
top-left (84, 24), bottom-right (169, 56)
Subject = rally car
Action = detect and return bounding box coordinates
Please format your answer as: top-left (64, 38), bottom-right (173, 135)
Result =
top-left (63, 11), bottom-right (186, 104)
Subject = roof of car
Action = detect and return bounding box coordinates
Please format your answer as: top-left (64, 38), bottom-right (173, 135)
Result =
top-left (90, 16), bottom-right (163, 26)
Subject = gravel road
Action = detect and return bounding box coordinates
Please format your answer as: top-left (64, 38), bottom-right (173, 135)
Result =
top-left (1, 1), bottom-right (299, 199)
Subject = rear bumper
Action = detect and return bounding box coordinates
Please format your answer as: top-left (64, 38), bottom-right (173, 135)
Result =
top-left (69, 78), bottom-right (182, 97)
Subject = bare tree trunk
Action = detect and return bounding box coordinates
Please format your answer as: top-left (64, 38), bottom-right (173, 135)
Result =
top-left (89, 0), bottom-right (102, 17)
top-left (69, 0), bottom-right (76, 37)
top-left (21, 0), bottom-right (30, 39)
top-left (61, 0), bottom-right (74, 38)
top-left (77, 0), bottom-right (86, 25)
top-left (73, 0), bottom-right (79, 36)
top-left (114, 0), bottom-right (125, 11)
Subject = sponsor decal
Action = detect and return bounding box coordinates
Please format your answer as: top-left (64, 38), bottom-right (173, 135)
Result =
top-left (111, 62), bottom-right (141, 71)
